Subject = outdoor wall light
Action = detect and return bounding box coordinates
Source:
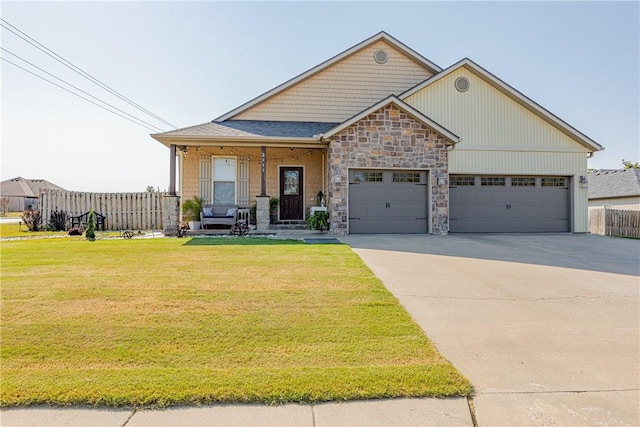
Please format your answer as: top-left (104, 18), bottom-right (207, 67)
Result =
top-left (317, 191), bottom-right (324, 206)
top-left (579, 175), bottom-right (588, 188)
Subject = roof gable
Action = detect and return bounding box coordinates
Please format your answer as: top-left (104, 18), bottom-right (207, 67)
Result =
top-left (216, 32), bottom-right (441, 123)
top-left (321, 95), bottom-right (459, 144)
top-left (402, 58), bottom-right (603, 152)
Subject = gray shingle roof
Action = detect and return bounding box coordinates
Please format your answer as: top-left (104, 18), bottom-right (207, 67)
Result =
top-left (0, 177), bottom-right (66, 198)
top-left (158, 120), bottom-right (339, 139)
top-left (220, 120), bottom-right (339, 138)
top-left (588, 169), bottom-right (640, 199)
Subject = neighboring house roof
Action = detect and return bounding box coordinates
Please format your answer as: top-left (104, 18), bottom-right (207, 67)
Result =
top-left (0, 177), bottom-right (66, 198)
top-left (588, 168), bottom-right (640, 199)
top-left (320, 95), bottom-right (459, 144)
top-left (215, 31), bottom-right (442, 122)
top-left (400, 58), bottom-right (603, 153)
top-left (0, 177), bottom-right (36, 198)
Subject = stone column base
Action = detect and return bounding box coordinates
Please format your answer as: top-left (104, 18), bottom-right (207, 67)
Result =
top-left (162, 195), bottom-right (180, 236)
top-left (256, 196), bottom-right (270, 232)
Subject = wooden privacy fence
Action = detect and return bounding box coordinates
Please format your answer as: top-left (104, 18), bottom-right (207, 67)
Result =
top-left (589, 208), bottom-right (640, 239)
top-left (39, 190), bottom-right (166, 231)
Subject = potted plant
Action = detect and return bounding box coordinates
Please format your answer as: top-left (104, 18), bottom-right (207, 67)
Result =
top-left (182, 196), bottom-right (203, 230)
top-left (269, 197), bottom-right (279, 224)
top-left (306, 211), bottom-right (330, 232)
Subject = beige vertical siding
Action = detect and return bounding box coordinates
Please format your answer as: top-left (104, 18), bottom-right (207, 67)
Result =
top-left (405, 67), bottom-right (590, 151)
top-left (588, 197), bottom-right (640, 211)
top-left (448, 150), bottom-right (586, 175)
top-left (234, 40), bottom-right (433, 123)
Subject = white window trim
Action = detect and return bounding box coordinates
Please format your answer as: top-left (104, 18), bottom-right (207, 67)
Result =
top-left (211, 156), bottom-right (238, 205)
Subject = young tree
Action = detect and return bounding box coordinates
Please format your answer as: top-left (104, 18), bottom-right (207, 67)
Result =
top-left (0, 197), bottom-right (9, 216)
top-left (85, 210), bottom-right (96, 241)
top-left (622, 159), bottom-right (640, 170)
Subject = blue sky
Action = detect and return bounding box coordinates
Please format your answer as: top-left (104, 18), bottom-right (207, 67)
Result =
top-left (1, 1), bottom-right (638, 192)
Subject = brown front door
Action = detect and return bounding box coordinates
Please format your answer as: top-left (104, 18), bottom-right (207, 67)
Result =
top-left (280, 167), bottom-right (303, 220)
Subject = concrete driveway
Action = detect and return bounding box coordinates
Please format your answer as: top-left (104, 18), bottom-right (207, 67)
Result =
top-left (341, 234), bottom-right (640, 426)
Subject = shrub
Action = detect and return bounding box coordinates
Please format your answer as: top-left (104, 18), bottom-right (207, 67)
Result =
top-left (48, 210), bottom-right (68, 231)
top-left (21, 209), bottom-right (43, 232)
top-left (85, 210), bottom-right (96, 241)
top-left (306, 211), bottom-right (330, 231)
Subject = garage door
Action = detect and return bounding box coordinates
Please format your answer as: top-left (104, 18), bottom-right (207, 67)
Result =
top-left (449, 176), bottom-right (570, 232)
top-left (349, 170), bottom-right (428, 234)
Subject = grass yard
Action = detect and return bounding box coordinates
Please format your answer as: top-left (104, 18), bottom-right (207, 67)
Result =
top-left (0, 222), bottom-right (134, 239)
top-left (0, 222), bottom-right (68, 238)
top-left (0, 237), bottom-right (471, 407)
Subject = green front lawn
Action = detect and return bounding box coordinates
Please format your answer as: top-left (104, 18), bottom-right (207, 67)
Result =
top-left (1, 237), bottom-right (471, 407)
top-left (0, 222), bottom-right (68, 238)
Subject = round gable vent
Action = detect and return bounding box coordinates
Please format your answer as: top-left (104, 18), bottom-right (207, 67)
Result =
top-left (374, 49), bottom-right (388, 64)
top-left (455, 76), bottom-right (470, 92)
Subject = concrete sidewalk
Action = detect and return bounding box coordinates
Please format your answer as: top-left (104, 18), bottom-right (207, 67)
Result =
top-left (0, 398), bottom-right (473, 426)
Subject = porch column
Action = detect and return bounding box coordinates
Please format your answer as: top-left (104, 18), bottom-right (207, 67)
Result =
top-left (260, 146), bottom-right (267, 196)
top-left (169, 144), bottom-right (177, 196)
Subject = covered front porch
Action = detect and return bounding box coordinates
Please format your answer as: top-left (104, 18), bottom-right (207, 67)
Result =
top-left (151, 121), bottom-right (336, 234)
top-left (164, 142), bottom-right (329, 233)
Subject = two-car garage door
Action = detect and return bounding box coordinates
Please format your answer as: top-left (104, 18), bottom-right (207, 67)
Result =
top-left (449, 175), bottom-right (570, 232)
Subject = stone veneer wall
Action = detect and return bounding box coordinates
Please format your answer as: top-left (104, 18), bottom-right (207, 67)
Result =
top-left (327, 104), bottom-right (450, 235)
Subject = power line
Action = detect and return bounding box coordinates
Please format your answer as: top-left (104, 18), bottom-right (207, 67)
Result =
top-left (1, 47), bottom-right (165, 133)
top-left (0, 18), bottom-right (178, 130)
top-left (1, 57), bottom-right (163, 133)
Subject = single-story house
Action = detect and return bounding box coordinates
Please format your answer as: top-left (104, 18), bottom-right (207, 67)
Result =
top-left (151, 31), bottom-right (603, 234)
top-left (0, 176), bottom-right (66, 212)
top-left (588, 169), bottom-right (640, 211)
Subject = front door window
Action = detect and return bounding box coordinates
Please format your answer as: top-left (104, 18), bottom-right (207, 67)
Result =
top-left (284, 170), bottom-right (300, 195)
